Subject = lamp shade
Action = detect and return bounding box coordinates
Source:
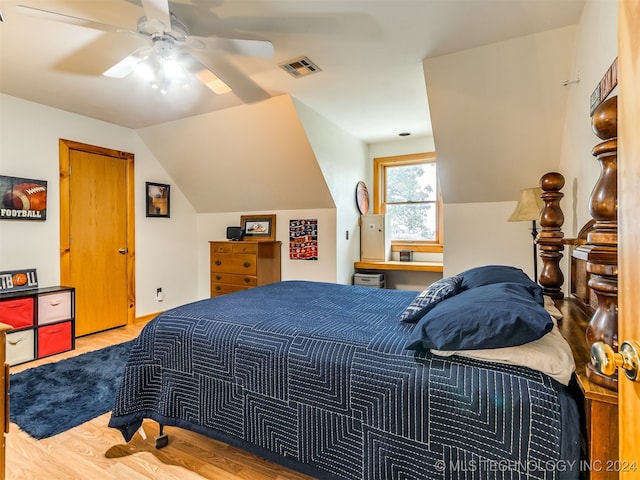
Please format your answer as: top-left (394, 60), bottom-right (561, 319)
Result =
top-left (508, 187), bottom-right (544, 222)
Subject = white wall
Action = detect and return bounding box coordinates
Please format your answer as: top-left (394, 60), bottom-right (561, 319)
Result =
top-left (436, 1), bottom-right (618, 292)
top-left (557, 1), bottom-right (618, 238)
top-left (137, 95), bottom-right (335, 214)
top-left (293, 99), bottom-right (367, 285)
top-left (0, 94), bottom-right (199, 317)
top-left (368, 135), bottom-right (435, 159)
top-left (443, 201), bottom-right (540, 279)
top-left (424, 26), bottom-right (578, 205)
top-left (196, 208), bottom-right (336, 299)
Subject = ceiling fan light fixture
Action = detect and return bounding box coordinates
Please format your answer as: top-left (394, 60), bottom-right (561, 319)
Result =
top-left (18, 2), bottom-right (273, 101)
top-left (134, 61), bottom-right (155, 81)
top-left (162, 59), bottom-right (185, 79)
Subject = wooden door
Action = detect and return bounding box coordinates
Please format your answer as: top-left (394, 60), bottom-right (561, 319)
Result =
top-left (59, 140), bottom-right (135, 336)
top-left (617, 1), bottom-right (640, 475)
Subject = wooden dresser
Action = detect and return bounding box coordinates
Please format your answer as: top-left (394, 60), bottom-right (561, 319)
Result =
top-left (209, 241), bottom-right (281, 297)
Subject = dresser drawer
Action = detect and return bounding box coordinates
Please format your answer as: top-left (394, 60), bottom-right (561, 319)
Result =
top-left (37, 321), bottom-right (73, 358)
top-left (210, 283), bottom-right (251, 296)
top-left (37, 291), bottom-right (72, 325)
top-left (0, 297), bottom-right (34, 329)
top-left (210, 242), bottom-right (258, 254)
top-left (231, 243), bottom-right (257, 254)
top-left (6, 329), bottom-right (35, 365)
top-left (210, 242), bottom-right (233, 254)
top-left (210, 254), bottom-right (257, 275)
top-left (210, 272), bottom-right (257, 286)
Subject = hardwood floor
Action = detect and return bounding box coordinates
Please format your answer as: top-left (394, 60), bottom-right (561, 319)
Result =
top-left (7, 323), bottom-right (314, 480)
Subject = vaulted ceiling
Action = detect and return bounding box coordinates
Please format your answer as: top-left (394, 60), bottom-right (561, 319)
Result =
top-left (0, 0), bottom-right (586, 210)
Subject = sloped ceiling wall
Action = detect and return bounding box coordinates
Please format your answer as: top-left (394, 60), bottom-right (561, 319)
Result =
top-left (136, 94), bottom-right (335, 213)
top-left (423, 26), bottom-right (578, 204)
top-left (135, 25), bottom-right (578, 215)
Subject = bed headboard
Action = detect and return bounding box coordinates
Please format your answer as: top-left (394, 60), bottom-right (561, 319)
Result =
top-left (538, 95), bottom-right (619, 391)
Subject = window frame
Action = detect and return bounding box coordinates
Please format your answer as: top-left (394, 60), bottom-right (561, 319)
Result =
top-left (373, 152), bottom-right (443, 253)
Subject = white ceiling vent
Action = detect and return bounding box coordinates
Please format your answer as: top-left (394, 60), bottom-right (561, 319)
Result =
top-left (279, 56), bottom-right (321, 78)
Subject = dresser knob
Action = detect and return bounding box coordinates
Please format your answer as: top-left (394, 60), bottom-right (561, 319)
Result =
top-left (215, 260), bottom-right (222, 266)
top-left (215, 285), bottom-right (221, 291)
top-left (243, 262), bottom-right (251, 268)
top-left (216, 275), bottom-right (221, 281)
top-left (244, 277), bottom-right (250, 283)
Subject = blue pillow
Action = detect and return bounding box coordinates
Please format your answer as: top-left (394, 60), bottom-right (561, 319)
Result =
top-left (459, 265), bottom-right (543, 304)
top-left (405, 282), bottom-right (553, 351)
top-left (399, 275), bottom-right (463, 323)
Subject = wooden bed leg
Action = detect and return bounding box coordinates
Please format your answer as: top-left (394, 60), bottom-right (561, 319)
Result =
top-left (155, 424), bottom-right (169, 449)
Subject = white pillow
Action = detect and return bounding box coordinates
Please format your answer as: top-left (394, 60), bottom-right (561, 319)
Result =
top-left (543, 295), bottom-right (563, 321)
top-left (431, 316), bottom-right (575, 385)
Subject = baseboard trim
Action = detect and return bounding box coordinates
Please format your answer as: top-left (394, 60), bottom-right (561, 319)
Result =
top-left (135, 312), bottom-right (162, 324)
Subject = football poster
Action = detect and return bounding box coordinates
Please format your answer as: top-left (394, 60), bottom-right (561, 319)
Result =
top-left (0, 175), bottom-right (48, 220)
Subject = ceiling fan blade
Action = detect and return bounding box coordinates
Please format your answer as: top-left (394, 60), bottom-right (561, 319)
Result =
top-left (141, 0), bottom-right (171, 31)
top-left (103, 48), bottom-right (150, 78)
top-left (190, 53), bottom-right (270, 104)
top-left (16, 5), bottom-right (127, 34)
top-left (193, 36), bottom-right (274, 59)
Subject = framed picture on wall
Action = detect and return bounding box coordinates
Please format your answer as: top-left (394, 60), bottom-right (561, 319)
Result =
top-left (0, 175), bottom-right (48, 221)
top-left (146, 182), bottom-right (170, 218)
top-left (240, 214), bottom-right (276, 241)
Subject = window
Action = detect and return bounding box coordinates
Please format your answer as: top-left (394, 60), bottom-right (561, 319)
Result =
top-left (373, 152), bottom-right (443, 253)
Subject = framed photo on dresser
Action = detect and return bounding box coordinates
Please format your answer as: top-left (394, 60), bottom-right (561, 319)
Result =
top-left (240, 214), bottom-right (276, 241)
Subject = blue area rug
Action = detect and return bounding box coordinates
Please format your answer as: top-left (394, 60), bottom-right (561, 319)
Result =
top-left (10, 341), bottom-right (132, 439)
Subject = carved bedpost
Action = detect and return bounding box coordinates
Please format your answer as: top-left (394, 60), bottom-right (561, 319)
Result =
top-left (583, 95), bottom-right (619, 391)
top-left (536, 172), bottom-right (565, 299)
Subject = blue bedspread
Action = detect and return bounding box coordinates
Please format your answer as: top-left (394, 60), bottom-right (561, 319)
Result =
top-left (109, 280), bottom-right (579, 479)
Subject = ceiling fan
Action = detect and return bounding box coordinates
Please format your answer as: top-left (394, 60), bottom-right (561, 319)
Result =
top-left (16, 0), bottom-right (274, 102)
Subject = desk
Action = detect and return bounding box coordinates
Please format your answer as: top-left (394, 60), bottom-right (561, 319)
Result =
top-left (354, 260), bottom-right (443, 273)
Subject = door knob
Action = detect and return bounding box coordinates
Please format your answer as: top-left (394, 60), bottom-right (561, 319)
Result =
top-left (118, 248), bottom-right (128, 254)
top-left (591, 340), bottom-right (640, 381)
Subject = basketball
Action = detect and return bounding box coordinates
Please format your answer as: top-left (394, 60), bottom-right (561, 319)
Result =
top-left (12, 273), bottom-right (28, 286)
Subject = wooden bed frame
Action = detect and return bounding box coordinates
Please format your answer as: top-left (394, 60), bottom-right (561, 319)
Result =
top-left (536, 95), bottom-right (619, 480)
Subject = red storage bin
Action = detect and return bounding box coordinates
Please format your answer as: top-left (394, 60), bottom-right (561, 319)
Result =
top-left (37, 321), bottom-right (72, 357)
top-left (0, 297), bottom-right (34, 329)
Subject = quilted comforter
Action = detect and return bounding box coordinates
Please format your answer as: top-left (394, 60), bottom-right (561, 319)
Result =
top-left (109, 280), bottom-right (579, 479)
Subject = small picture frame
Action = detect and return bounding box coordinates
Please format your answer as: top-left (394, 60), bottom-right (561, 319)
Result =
top-left (146, 182), bottom-right (170, 218)
top-left (240, 214), bottom-right (276, 241)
